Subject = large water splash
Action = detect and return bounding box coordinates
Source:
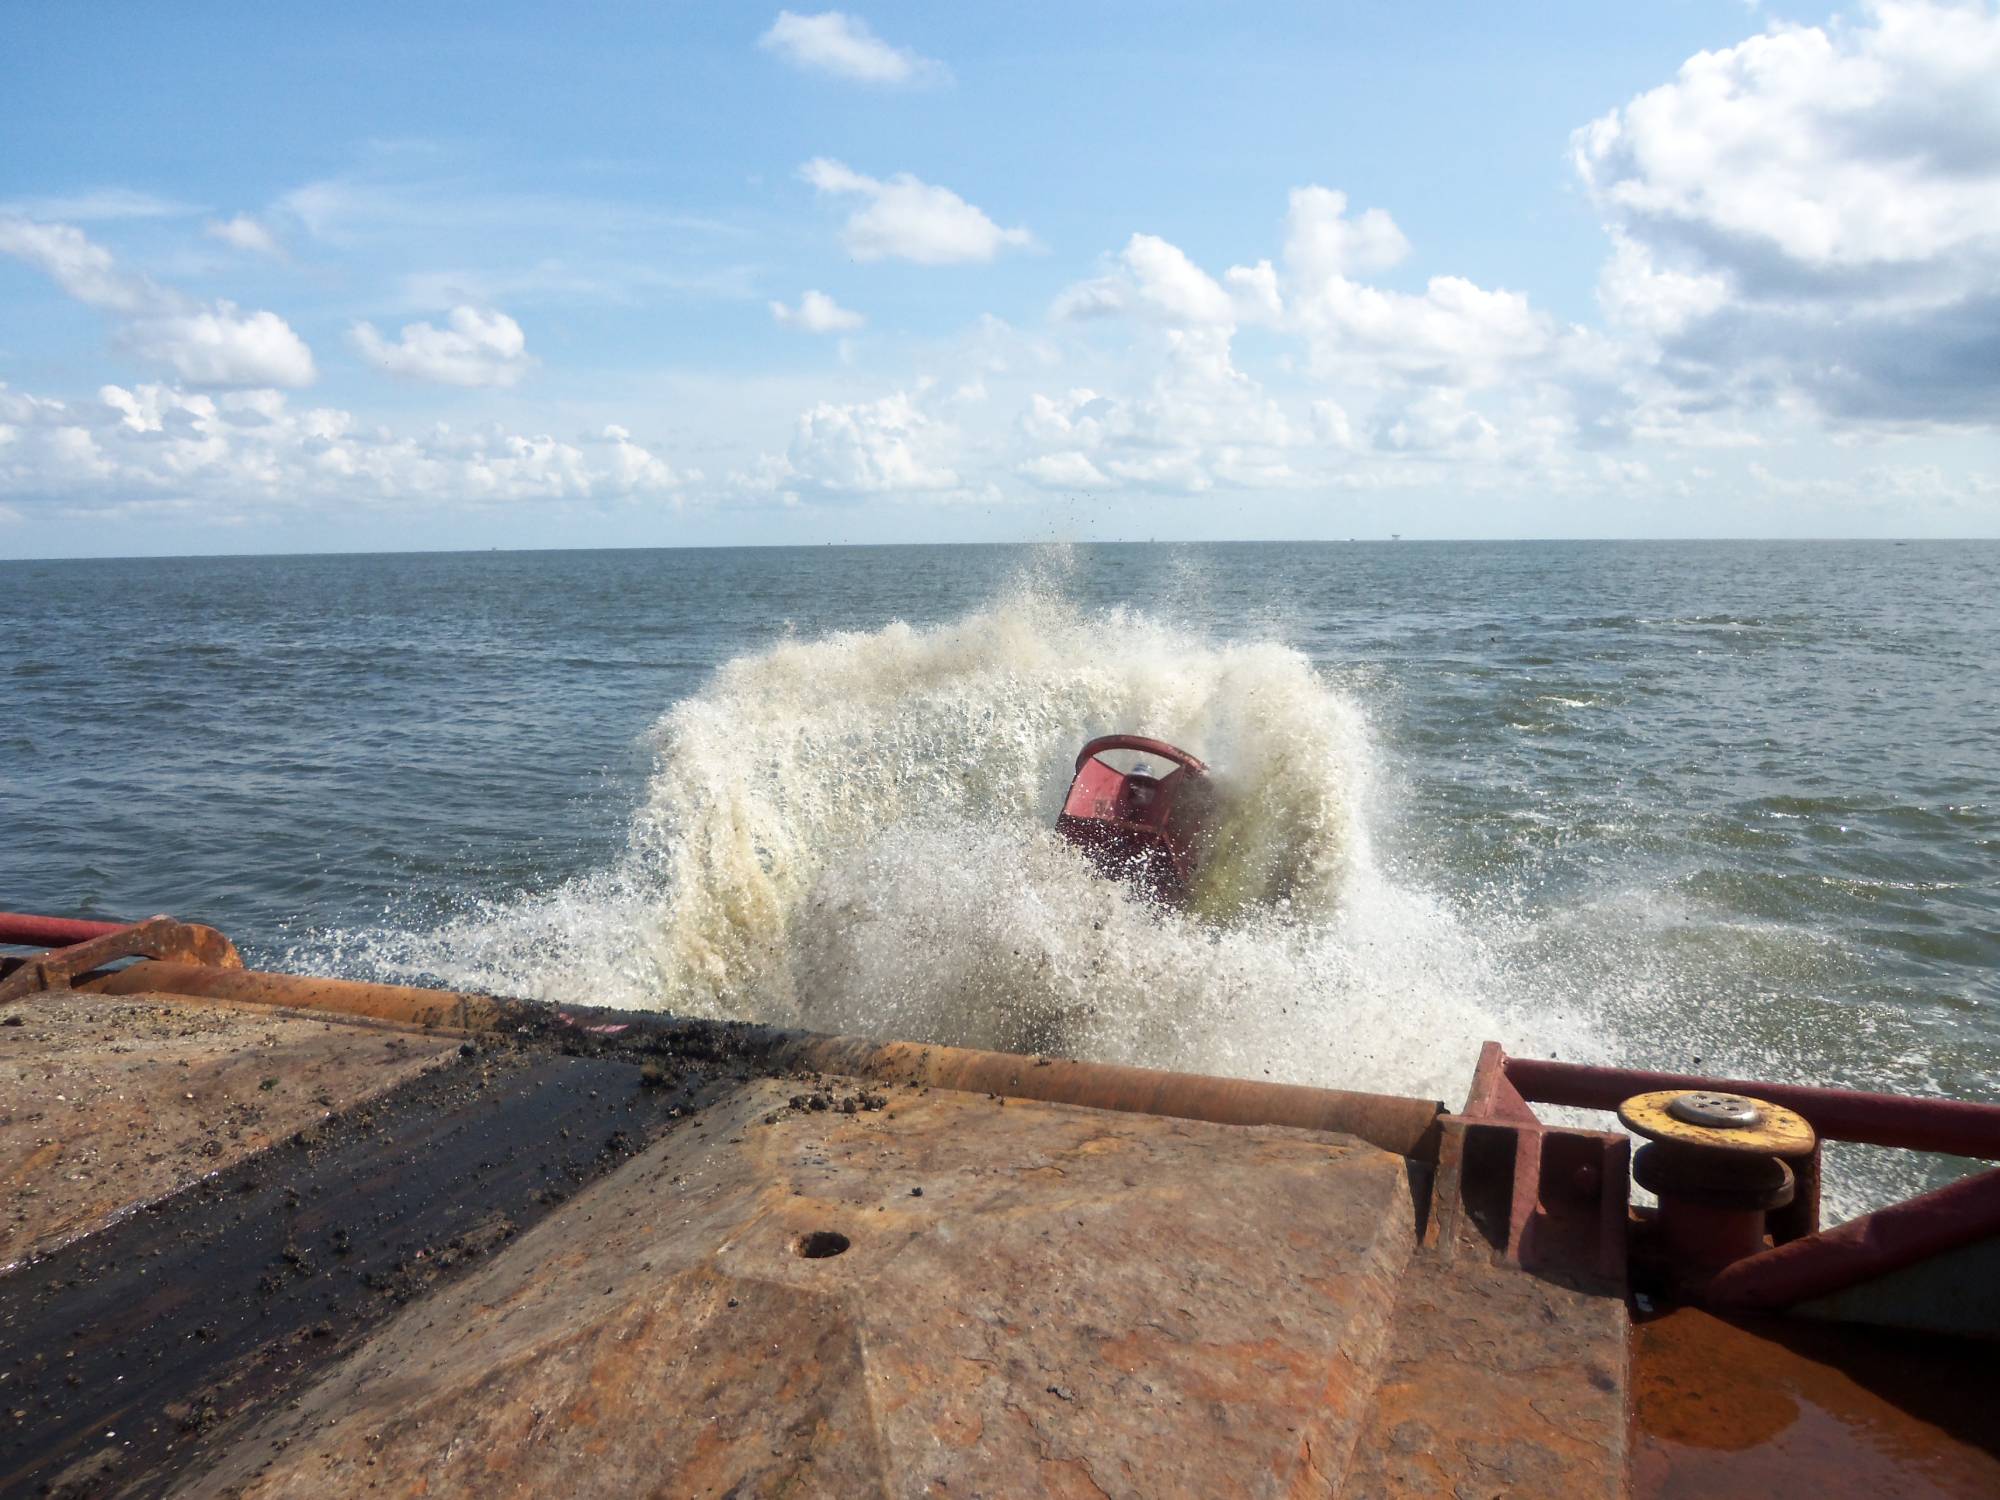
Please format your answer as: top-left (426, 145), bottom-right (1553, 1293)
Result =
top-left (338, 582), bottom-right (1589, 1108)
top-left (303, 573), bottom-right (1968, 1220)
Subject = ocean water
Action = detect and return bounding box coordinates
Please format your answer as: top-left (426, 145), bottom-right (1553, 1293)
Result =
top-left (4, 541), bottom-right (1995, 1207)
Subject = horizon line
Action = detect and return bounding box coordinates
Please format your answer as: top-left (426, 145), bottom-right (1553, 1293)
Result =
top-left (3, 535), bottom-right (1993, 565)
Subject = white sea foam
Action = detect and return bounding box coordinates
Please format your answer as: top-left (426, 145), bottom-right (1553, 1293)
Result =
top-left (340, 580), bottom-right (1594, 1109)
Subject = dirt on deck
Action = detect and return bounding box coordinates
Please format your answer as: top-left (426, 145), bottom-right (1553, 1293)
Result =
top-left (0, 994), bottom-right (462, 1266)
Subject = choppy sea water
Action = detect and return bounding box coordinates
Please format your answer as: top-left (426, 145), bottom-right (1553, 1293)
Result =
top-left (4, 541), bottom-right (1995, 1211)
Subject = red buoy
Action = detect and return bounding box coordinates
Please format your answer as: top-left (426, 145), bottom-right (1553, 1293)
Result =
top-left (1055, 735), bottom-right (1213, 905)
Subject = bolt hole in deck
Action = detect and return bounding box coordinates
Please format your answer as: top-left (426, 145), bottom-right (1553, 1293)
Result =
top-left (793, 1230), bottom-right (851, 1259)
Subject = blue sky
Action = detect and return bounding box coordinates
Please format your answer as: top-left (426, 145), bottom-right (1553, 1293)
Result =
top-left (3, 1), bottom-right (1997, 554)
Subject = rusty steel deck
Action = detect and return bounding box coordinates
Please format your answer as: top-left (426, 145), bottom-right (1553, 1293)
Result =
top-left (2, 938), bottom-right (1997, 1497)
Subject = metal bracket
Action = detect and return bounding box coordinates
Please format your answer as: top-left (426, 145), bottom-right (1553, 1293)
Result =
top-left (1439, 1045), bottom-right (1631, 1285)
top-left (0, 914), bottom-right (243, 1007)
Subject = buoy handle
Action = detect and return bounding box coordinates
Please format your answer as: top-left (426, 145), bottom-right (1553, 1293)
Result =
top-left (1074, 735), bottom-right (1207, 775)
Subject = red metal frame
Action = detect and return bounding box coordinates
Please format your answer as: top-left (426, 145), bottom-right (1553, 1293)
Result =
top-left (1701, 1165), bottom-right (2000, 1311)
top-left (1438, 1044), bottom-right (1631, 1283)
top-left (1072, 735), bottom-right (1208, 776)
top-left (1482, 1047), bottom-right (2000, 1312)
top-left (1057, 737), bottom-right (1211, 906)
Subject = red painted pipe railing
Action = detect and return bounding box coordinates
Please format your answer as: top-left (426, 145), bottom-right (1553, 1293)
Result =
top-left (1700, 1164), bottom-right (2000, 1311)
top-left (1504, 1057), bottom-right (2000, 1160)
top-left (0, 912), bottom-right (129, 950)
top-left (1499, 1052), bottom-right (2000, 1314)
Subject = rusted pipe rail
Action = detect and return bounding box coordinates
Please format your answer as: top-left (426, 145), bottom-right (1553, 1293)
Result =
top-left (1505, 1056), bottom-right (2000, 1159)
top-left (0, 912), bottom-right (128, 950)
top-left (775, 1033), bottom-right (1443, 1157)
top-left (85, 961), bottom-right (506, 1029)
top-left (82, 961), bottom-right (1446, 1159)
top-left (0, 917), bottom-right (244, 1007)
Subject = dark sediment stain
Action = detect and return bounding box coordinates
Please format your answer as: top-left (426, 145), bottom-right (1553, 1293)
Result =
top-left (0, 1038), bottom-right (728, 1499)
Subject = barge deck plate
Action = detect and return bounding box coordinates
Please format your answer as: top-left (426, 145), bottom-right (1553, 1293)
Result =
top-left (6, 973), bottom-right (1991, 1497)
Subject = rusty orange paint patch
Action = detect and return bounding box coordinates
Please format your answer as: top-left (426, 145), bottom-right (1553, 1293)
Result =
top-left (1631, 1306), bottom-right (2000, 1498)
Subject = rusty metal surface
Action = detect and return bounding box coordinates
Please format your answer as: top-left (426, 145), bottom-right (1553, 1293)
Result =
top-left (178, 1078), bottom-right (1423, 1499)
top-left (83, 962), bottom-right (1446, 1157)
top-left (10, 933), bottom-right (1993, 1494)
top-left (1338, 1261), bottom-right (1628, 1499)
top-left (0, 993), bottom-right (459, 1266)
top-left (2, 1046), bottom-right (722, 1498)
top-left (0, 918), bottom-right (242, 1008)
top-left (1631, 1305), bottom-right (2000, 1499)
top-left (1328, 1111), bottom-right (1632, 1498)
top-left (1463, 1039), bottom-right (1542, 1125)
top-left (83, 963), bottom-right (504, 1031)
top-left (770, 1033), bottom-right (1445, 1159)
top-left (1430, 1113), bottom-right (1630, 1286)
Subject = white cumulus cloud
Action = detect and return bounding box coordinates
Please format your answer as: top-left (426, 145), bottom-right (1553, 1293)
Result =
top-left (0, 218), bottom-right (153, 312)
top-left (0, 381), bottom-right (682, 509)
top-left (1018, 450), bottom-right (1110, 489)
top-left (1035, 177), bottom-right (1667, 493)
top-left (1055, 235), bottom-right (1287, 331)
top-left (1282, 186), bottom-right (1412, 281)
top-left (1048, 187), bottom-right (1562, 402)
top-left (758, 10), bottom-right (949, 86)
top-left (770, 289), bottom-right (866, 333)
top-left (1575, 2), bottom-right (2000, 274)
top-left (1371, 389), bottom-right (1501, 458)
top-left (595, 425), bottom-right (681, 493)
top-left (802, 158), bottom-right (1035, 265)
top-left (352, 306), bottom-right (533, 388)
top-left (783, 389), bottom-right (960, 494)
top-left (1573, 0), bottom-right (2000, 425)
top-left (0, 217), bottom-right (316, 387)
top-left (1054, 235), bottom-right (1237, 326)
top-left (205, 214), bottom-right (283, 257)
top-left (1594, 231), bottom-right (1731, 339)
top-left (128, 305), bottom-right (317, 388)
top-left (1016, 326), bottom-right (1302, 494)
